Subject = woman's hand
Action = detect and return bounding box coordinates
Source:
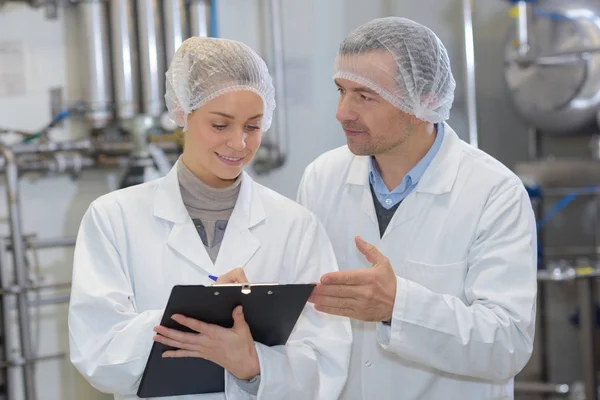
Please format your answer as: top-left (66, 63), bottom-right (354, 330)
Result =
top-left (215, 267), bottom-right (249, 284)
top-left (153, 305), bottom-right (260, 380)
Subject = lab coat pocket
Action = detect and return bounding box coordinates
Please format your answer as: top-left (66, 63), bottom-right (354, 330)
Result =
top-left (400, 259), bottom-right (468, 298)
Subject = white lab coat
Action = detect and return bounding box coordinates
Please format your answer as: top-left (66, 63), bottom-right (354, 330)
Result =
top-left (297, 124), bottom-right (537, 400)
top-left (68, 161), bottom-right (352, 400)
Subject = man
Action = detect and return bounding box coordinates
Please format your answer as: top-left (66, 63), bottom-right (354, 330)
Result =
top-left (297, 17), bottom-right (537, 400)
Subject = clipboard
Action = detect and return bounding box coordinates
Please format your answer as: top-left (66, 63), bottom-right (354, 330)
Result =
top-left (137, 283), bottom-right (315, 398)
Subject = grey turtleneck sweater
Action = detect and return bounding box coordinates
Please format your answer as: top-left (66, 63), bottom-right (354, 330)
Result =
top-left (177, 160), bottom-right (241, 263)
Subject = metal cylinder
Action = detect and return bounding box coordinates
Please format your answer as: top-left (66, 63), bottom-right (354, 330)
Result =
top-left (189, 0), bottom-right (210, 37)
top-left (77, 0), bottom-right (113, 128)
top-left (1, 148), bottom-right (36, 400)
top-left (109, 0), bottom-right (140, 120)
top-left (516, 1), bottom-right (532, 58)
top-left (137, 0), bottom-right (166, 117)
top-left (163, 0), bottom-right (187, 66)
top-left (462, 0), bottom-right (478, 148)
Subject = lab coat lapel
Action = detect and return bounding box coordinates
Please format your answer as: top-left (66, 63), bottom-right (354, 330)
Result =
top-left (383, 123), bottom-right (462, 237)
top-left (153, 162), bottom-right (217, 272)
top-left (346, 156), bottom-right (378, 226)
top-left (345, 123), bottom-right (463, 239)
top-left (214, 172), bottom-right (264, 274)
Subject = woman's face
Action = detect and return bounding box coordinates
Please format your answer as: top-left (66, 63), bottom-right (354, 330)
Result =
top-left (182, 91), bottom-right (264, 188)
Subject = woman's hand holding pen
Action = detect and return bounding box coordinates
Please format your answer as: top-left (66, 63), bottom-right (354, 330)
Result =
top-left (153, 267), bottom-right (260, 380)
top-left (214, 267), bottom-right (249, 284)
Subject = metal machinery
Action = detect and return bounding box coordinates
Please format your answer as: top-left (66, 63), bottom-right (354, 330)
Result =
top-left (0, 0), bottom-right (288, 399)
top-left (498, 0), bottom-right (600, 398)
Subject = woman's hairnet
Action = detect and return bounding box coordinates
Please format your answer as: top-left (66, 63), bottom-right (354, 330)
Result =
top-left (165, 37), bottom-right (276, 132)
top-left (334, 17), bottom-right (456, 123)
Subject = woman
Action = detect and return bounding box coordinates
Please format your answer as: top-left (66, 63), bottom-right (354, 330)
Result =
top-left (68, 37), bottom-right (352, 400)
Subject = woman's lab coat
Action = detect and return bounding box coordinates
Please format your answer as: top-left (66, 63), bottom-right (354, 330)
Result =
top-left (297, 124), bottom-right (537, 400)
top-left (68, 162), bottom-right (352, 400)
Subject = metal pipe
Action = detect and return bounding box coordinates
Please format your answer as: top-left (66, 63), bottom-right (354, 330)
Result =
top-left (10, 139), bottom-right (92, 155)
top-left (0, 352), bottom-right (65, 369)
top-left (109, 0), bottom-right (140, 120)
top-left (6, 138), bottom-right (178, 157)
top-left (77, 0), bottom-right (113, 128)
top-left (189, 0), bottom-right (210, 37)
top-left (577, 277), bottom-right (598, 400)
top-left (542, 245), bottom-right (600, 257)
top-left (22, 236), bottom-right (76, 249)
top-left (28, 294), bottom-right (70, 307)
top-left (462, 0), bottom-right (478, 148)
top-left (514, 381), bottom-right (570, 395)
top-left (515, 1), bottom-right (532, 58)
top-left (0, 237), bottom-right (11, 398)
top-left (0, 148), bottom-right (36, 400)
top-left (163, 0), bottom-right (187, 65)
top-left (137, 0), bottom-right (166, 117)
top-left (268, 0), bottom-right (288, 158)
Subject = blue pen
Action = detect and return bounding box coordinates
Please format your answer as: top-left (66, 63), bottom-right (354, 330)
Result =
top-left (208, 275), bottom-right (218, 282)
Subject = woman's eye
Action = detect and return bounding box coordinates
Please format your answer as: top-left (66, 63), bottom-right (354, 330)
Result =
top-left (212, 124), bottom-right (228, 131)
top-left (245, 125), bottom-right (260, 132)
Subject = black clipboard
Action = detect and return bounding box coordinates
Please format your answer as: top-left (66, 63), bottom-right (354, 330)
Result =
top-left (137, 283), bottom-right (315, 398)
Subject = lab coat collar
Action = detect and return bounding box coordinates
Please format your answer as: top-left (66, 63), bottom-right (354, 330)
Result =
top-left (346, 122), bottom-right (461, 195)
top-left (153, 161), bottom-right (265, 274)
top-left (153, 160), bottom-right (266, 229)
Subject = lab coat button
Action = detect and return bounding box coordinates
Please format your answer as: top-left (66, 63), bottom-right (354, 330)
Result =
top-left (385, 198), bottom-right (392, 206)
top-left (365, 360), bottom-right (372, 367)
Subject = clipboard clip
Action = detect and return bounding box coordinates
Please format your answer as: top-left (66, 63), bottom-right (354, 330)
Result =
top-left (241, 284), bottom-right (251, 295)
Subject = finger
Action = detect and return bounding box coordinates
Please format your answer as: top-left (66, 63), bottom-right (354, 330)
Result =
top-left (232, 305), bottom-right (249, 333)
top-left (311, 284), bottom-right (359, 299)
top-left (171, 314), bottom-right (215, 336)
top-left (354, 236), bottom-right (385, 265)
top-left (311, 294), bottom-right (356, 310)
top-left (154, 334), bottom-right (202, 352)
top-left (320, 269), bottom-right (373, 285)
top-left (154, 325), bottom-right (201, 344)
top-left (216, 267), bottom-right (249, 284)
top-left (162, 349), bottom-right (207, 359)
top-left (314, 304), bottom-right (356, 319)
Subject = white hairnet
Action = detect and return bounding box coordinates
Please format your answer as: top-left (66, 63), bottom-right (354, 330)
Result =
top-left (334, 17), bottom-right (455, 123)
top-left (165, 37), bottom-right (275, 132)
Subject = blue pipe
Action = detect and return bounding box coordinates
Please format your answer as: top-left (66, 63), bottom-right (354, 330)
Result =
top-left (210, 0), bottom-right (218, 37)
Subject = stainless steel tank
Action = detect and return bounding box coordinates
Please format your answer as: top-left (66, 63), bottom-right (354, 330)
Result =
top-left (109, 0), bottom-right (140, 121)
top-left (503, 0), bottom-right (600, 135)
top-left (77, 0), bottom-right (113, 129)
top-left (163, 0), bottom-right (187, 66)
top-left (189, 0), bottom-right (210, 38)
top-left (137, 0), bottom-right (166, 118)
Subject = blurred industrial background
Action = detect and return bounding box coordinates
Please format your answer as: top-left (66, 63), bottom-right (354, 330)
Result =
top-left (1, 0), bottom-right (600, 399)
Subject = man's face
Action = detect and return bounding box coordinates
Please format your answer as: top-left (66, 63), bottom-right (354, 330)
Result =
top-left (335, 51), bottom-right (415, 156)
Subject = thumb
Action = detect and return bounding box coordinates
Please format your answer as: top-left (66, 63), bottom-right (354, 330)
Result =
top-left (232, 306), bottom-right (247, 331)
top-left (355, 236), bottom-right (383, 265)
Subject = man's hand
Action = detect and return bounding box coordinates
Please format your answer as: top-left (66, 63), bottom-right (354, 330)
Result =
top-left (153, 306), bottom-right (260, 380)
top-left (308, 236), bottom-right (397, 322)
top-left (215, 267), bottom-right (249, 284)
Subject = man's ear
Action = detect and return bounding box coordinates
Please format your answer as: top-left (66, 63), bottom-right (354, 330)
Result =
top-left (409, 114), bottom-right (423, 125)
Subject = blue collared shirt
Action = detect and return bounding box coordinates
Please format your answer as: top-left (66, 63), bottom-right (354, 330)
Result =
top-left (369, 123), bottom-right (444, 210)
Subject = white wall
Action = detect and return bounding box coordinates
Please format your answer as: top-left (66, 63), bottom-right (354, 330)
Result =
top-left (0, 1), bottom-right (541, 399)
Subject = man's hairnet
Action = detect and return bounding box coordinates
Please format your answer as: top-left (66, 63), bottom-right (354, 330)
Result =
top-left (334, 17), bottom-right (456, 123)
top-left (165, 37), bottom-right (276, 132)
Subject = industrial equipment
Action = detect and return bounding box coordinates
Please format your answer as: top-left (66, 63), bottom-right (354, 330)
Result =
top-left (504, 0), bottom-right (600, 136)
top-left (499, 1), bottom-right (600, 399)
